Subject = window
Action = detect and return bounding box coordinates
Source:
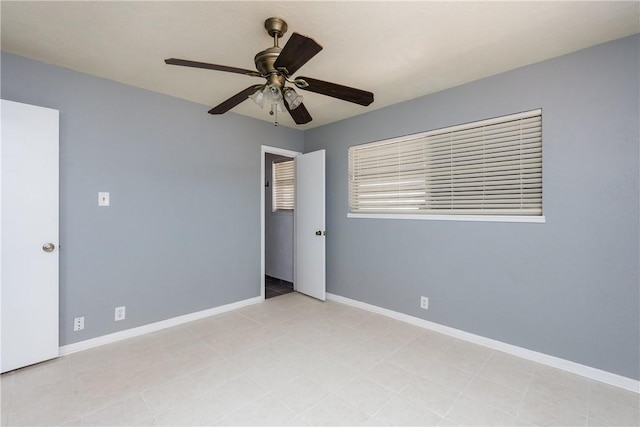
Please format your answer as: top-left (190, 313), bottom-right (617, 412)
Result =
top-left (348, 109), bottom-right (542, 220)
top-left (272, 160), bottom-right (295, 211)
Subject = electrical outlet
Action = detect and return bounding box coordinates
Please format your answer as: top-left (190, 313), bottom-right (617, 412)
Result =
top-left (420, 296), bottom-right (429, 310)
top-left (115, 306), bottom-right (126, 321)
top-left (74, 316), bottom-right (84, 331)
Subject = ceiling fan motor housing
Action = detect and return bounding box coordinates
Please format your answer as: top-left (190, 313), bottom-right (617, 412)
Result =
top-left (254, 47), bottom-right (282, 76)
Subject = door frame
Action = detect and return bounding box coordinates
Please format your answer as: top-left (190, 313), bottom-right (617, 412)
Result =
top-left (260, 145), bottom-right (301, 301)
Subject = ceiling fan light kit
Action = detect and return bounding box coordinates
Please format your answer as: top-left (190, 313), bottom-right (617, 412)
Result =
top-left (283, 87), bottom-right (303, 110)
top-left (165, 17), bottom-right (374, 126)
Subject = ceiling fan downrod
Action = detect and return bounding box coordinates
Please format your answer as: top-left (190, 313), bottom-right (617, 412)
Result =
top-left (264, 17), bottom-right (288, 48)
top-left (254, 17), bottom-right (289, 77)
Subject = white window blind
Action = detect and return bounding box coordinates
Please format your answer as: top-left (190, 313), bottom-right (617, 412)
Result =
top-left (349, 109), bottom-right (542, 216)
top-left (273, 160), bottom-right (295, 211)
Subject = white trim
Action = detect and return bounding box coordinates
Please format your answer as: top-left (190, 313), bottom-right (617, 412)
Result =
top-left (326, 292), bottom-right (639, 393)
top-left (348, 213), bottom-right (546, 223)
top-left (260, 145), bottom-right (301, 301)
top-left (59, 296), bottom-right (262, 356)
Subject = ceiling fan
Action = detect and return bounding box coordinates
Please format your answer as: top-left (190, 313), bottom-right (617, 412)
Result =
top-left (165, 17), bottom-right (374, 125)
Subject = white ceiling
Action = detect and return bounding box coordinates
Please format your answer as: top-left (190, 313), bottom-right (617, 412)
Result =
top-left (2, 1), bottom-right (639, 129)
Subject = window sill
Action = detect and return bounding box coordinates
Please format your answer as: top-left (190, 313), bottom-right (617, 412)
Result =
top-left (347, 213), bottom-right (545, 223)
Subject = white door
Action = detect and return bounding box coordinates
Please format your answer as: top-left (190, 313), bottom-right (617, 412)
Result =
top-left (1, 99), bottom-right (59, 373)
top-left (294, 150), bottom-right (326, 300)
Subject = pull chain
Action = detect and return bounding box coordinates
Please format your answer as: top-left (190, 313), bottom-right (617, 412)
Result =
top-left (270, 103), bottom-right (279, 126)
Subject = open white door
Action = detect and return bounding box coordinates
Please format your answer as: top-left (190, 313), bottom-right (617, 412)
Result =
top-left (1, 100), bottom-right (59, 373)
top-left (294, 150), bottom-right (326, 301)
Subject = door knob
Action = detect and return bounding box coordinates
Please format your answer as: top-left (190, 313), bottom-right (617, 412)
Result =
top-left (315, 230), bottom-right (322, 236)
top-left (42, 243), bottom-right (55, 252)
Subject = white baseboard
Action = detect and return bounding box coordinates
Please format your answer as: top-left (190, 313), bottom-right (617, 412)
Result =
top-left (59, 296), bottom-right (262, 356)
top-left (58, 292), bottom-right (638, 393)
top-left (326, 292), bottom-right (639, 393)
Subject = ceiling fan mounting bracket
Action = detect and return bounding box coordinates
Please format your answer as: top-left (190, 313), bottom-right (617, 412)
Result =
top-left (264, 17), bottom-right (288, 40)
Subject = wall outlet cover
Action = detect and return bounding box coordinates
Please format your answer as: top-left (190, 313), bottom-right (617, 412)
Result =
top-left (74, 316), bottom-right (84, 331)
top-left (420, 296), bottom-right (429, 310)
top-left (115, 306), bottom-right (126, 321)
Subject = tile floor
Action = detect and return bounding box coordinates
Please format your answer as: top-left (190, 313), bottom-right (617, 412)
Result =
top-left (1, 292), bottom-right (638, 426)
top-left (265, 276), bottom-right (295, 299)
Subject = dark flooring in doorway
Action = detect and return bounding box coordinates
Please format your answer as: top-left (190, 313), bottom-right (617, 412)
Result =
top-left (265, 276), bottom-right (294, 299)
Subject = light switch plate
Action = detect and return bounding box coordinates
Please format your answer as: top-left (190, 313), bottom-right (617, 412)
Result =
top-left (98, 192), bottom-right (110, 206)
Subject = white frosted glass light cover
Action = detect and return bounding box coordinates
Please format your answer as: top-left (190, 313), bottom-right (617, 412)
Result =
top-left (249, 86), bottom-right (266, 108)
top-left (284, 88), bottom-right (303, 110)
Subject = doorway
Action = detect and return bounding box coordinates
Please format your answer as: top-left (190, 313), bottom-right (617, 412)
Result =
top-left (260, 146), bottom-right (301, 300)
top-left (264, 152), bottom-right (295, 299)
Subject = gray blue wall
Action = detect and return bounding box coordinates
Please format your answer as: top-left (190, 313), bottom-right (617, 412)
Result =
top-left (265, 153), bottom-right (294, 282)
top-left (2, 34), bottom-right (638, 380)
top-left (304, 35), bottom-right (640, 380)
top-left (1, 52), bottom-right (304, 345)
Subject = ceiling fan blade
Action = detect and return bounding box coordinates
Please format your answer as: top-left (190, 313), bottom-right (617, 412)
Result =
top-left (284, 102), bottom-right (312, 125)
top-left (273, 33), bottom-right (323, 76)
top-left (165, 58), bottom-right (260, 77)
top-left (208, 85), bottom-right (263, 115)
top-left (297, 77), bottom-right (374, 106)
